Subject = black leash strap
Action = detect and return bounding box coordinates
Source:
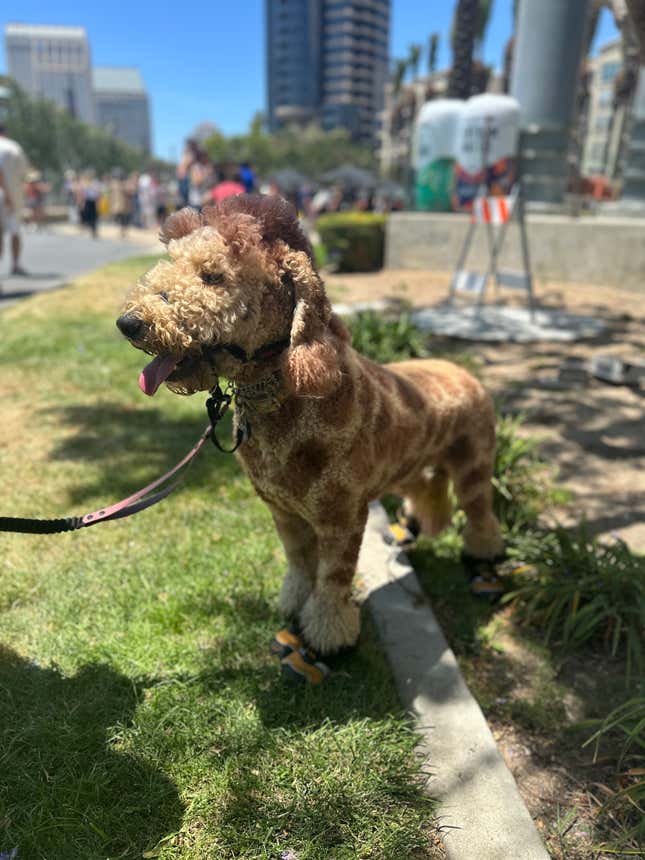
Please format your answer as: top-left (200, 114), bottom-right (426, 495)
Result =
top-left (0, 515), bottom-right (83, 534)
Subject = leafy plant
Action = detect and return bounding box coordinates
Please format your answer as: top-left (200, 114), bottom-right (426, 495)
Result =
top-left (492, 413), bottom-right (565, 532)
top-left (504, 528), bottom-right (645, 682)
top-left (347, 309), bottom-right (430, 363)
top-left (583, 696), bottom-right (645, 845)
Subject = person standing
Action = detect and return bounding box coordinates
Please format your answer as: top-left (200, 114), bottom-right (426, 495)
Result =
top-left (0, 123), bottom-right (29, 280)
top-left (107, 168), bottom-right (133, 238)
top-left (239, 162), bottom-right (256, 194)
top-left (79, 169), bottom-right (102, 239)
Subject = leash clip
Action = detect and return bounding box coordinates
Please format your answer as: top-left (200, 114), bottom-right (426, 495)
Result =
top-left (205, 381), bottom-right (248, 454)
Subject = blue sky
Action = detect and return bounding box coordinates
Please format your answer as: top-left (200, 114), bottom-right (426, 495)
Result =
top-left (1, 1), bottom-right (618, 159)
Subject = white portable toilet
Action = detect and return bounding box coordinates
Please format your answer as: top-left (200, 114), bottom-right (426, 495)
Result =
top-left (412, 99), bottom-right (463, 211)
top-left (454, 93), bottom-right (520, 210)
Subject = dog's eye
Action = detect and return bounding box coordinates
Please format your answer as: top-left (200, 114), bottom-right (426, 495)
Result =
top-left (200, 270), bottom-right (225, 286)
top-left (158, 291), bottom-right (169, 303)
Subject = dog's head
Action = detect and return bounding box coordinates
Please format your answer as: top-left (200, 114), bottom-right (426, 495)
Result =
top-left (116, 194), bottom-right (343, 397)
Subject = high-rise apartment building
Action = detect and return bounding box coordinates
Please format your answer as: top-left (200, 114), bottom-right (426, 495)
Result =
top-left (266, 0), bottom-right (322, 132)
top-left (265, 0), bottom-right (390, 145)
top-left (5, 23), bottom-right (95, 124)
top-left (321, 0), bottom-right (390, 144)
top-left (93, 66), bottom-right (152, 153)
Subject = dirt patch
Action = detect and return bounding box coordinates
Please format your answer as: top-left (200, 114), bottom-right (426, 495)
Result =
top-left (455, 612), bottom-right (641, 860)
top-left (329, 269), bottom-right (645, 551)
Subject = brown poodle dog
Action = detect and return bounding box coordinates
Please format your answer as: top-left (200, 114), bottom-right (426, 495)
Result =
top-left (117, 195), bottom-right (503, 656)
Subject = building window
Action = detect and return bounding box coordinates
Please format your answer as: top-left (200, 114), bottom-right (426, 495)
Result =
top-left (601, 60), bottom-right (621, 82)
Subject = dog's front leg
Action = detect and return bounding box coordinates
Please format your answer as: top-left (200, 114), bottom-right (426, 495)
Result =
top-left (298, 507), bottom-right (367, 656)
top-left (270, 506), bottom-right (319, 619)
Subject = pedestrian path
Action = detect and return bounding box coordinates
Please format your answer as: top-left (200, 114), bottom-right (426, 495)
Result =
top-left (0, 229), bottom-right (159, 308)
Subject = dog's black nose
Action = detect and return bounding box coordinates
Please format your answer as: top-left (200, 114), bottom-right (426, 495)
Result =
top-left (116, 314), bottom-right (144, 339)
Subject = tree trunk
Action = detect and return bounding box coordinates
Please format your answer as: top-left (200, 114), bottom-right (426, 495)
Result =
top-left (449, 0), bottom-right (479, 99)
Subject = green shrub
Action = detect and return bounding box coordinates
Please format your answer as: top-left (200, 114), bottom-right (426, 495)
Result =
top-left (504, 528), bottom-right (645, 682)
top-left (492, 414), bottom-right (566, 532)
top-left (583, 696), bottom-right (645, 845)
top-left (317, 212), bottom-right (386, 272)
top-left (313, 242), bottom-right (328, 269)
top-left (347, 310), bottom-right (429, 363)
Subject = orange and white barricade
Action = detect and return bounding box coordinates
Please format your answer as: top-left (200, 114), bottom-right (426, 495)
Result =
top-left (449, 184), bottom-right (535, 313)
top-left (471, 194), bottom-right (513, 226)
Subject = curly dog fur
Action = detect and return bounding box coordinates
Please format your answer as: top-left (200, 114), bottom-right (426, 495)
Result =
top-left (117, 194), bottom-right (503, 656)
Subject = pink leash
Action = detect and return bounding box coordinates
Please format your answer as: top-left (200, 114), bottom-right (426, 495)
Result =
top-left (0, 425), bottom-right (213, 534)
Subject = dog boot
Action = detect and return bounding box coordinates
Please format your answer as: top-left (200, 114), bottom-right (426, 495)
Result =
top-left (461, 551), bottom-right (506, 600)
top-left (387, 507), bottom-right (421, 549)
top-left (280, 647), bottom-right (330, 685)
top-left (269, 621), bottom-right (303, 659)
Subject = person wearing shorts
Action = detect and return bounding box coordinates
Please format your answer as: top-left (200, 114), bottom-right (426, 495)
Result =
top-left (0, 123), bottom-right (29, 281)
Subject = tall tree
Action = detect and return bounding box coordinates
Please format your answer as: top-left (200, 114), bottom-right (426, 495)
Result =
top-left (392, 58), bottom-right (408, 95)
top-left (408, 43), bottom-right (423, 81)
top-left (428, 33), bottom-right (440, 75)
top-left (449, 0), bottom-right (479, 99)
top-left (502, 0), bottom-right (519, 92)
top-left (475, 0), bottom-right (495, 57)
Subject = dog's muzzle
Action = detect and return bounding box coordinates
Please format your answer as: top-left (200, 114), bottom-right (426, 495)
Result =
top-left (116, 314), bottom-right (145, 339)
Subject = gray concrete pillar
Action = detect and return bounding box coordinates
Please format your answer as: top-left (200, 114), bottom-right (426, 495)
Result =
top-left (510, 0), bottom-right (592, 203)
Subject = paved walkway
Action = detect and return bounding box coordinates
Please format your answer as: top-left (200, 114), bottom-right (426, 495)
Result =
top-left (0, 228), bottom-right (158, 308)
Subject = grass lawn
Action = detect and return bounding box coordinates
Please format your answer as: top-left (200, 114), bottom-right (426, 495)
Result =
top-left (0, 258), bottom-right (443, 860)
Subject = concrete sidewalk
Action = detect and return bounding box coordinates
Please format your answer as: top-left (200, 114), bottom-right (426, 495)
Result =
top-left (358, 503), bottom-right (549, 860)
top-left (0, 228), bottom-right (158, 308)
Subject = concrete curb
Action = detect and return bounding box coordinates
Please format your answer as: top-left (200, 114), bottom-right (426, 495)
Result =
top-left (358, 502), bottom-right (549, 860)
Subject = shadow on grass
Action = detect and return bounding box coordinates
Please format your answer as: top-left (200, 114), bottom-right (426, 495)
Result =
top-left (44, 401), bottom-right (242, 504)
top-left (409, 539), bottom-right (499, 657)
top-left (194, 603), bottom-right (403, 731)
top-left (0, 646), bottom-right (183, 859)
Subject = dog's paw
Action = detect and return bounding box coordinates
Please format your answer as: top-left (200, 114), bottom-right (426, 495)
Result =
top-left (279, 570), bottom-right (314, 619)
top-left (298, 589), bottom-right (360, 656)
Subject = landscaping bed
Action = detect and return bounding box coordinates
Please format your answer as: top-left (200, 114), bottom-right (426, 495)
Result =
top-left (411, 534), bottom-right (644, 860)
top-left (0, 259), bottom-right (444, 860)
top-left (343, 307), bottom-right (644, 859)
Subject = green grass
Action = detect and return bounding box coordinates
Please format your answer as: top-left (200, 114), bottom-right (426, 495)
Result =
top-left (0, 258), bottom-right (441, 860)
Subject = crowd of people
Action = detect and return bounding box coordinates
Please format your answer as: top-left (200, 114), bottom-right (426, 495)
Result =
top-left (0, 125), bottom-right (405, 293)
top-left (63, 169), bottom-right (176, 239)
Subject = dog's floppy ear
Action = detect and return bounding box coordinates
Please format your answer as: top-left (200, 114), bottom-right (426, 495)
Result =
top-left (280, 250), bottom-right (343, 397)
top-left (159, 207), bottom-right (201, 245)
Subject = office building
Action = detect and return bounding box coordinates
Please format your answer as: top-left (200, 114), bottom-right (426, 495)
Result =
top-left (582, 39), bottom-right (623, 177)
top-left (265, 0), bottom-right (390, 145)
top-left (93, 66), bottom-right (151, 153)
top-left (5, 23), bottom-right (94, 123)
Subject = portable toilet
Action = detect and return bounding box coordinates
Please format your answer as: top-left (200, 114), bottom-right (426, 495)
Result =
top-left (412, 99), bottom-right (463, 211)
top-left (454, 93), bottom-right (520, 210)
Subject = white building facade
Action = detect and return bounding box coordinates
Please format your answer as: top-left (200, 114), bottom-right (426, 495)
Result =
top-left (5, 23), bottom-right (95, 124)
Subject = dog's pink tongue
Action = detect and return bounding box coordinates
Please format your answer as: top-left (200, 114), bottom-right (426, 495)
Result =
top-left (139, 355), bottom-right (178, 396)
